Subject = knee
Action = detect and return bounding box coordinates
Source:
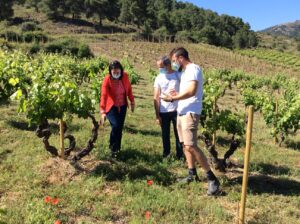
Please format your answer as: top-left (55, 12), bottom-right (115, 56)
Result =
top-left (184, 145), bottom-right (195, 153)
top-left (111, 124), bottom-right (122, 132)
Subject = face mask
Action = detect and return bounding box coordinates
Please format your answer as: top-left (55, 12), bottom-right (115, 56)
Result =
top-left (159, 68), bottom-right (167, 74)
top-left (112, 73), bottom-right (121, 79)
top-left (172, 61), bottom-right (180, 72)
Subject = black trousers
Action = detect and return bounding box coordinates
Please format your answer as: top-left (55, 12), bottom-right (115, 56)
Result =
top-left (159, 111), bottom-right (183, 158)
top-left (106, 105), bottom-right (127, 153)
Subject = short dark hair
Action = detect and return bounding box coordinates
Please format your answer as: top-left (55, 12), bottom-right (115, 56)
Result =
top-left (109, 60), bottom-right (124, 77)
top-left (169, 48), bottom-right (177, 58)
top-left (160, 56), bottom-right (171, 66)
top-left (170, 47), bottom-right (190, 60)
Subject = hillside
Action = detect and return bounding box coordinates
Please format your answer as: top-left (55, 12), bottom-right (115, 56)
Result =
top-left (0, 2), bottom-right (258, 49)
top-left (260, 20), bottom-right (300, 38)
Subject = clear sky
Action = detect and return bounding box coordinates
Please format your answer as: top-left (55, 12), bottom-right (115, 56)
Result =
top-left (185, 0), bottom-right (300, 31)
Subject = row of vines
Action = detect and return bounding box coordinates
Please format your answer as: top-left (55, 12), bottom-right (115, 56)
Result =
top-left (0, 49), bottom-right (140, 162)
top-left (201, 69), bottom-right (300, 171)
top-left (238, 48), bottom-right (300, 71)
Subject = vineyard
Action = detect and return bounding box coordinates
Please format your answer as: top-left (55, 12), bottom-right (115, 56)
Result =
top-left (0, 42), bottom-right (300, 223)
top-left (238, 48), bottom-right (300, 72)
top-left (87, 40), bottom-right (300, 85)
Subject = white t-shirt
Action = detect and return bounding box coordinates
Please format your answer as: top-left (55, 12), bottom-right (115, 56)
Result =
top-left (154, 71), bottom-right (181, 113)
top-left (177, 63), bottom-right (203, 115)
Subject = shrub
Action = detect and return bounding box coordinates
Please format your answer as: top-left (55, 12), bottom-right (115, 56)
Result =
top-left (22, 31), bottom-right (48, 43)
top-left (0, 30), bottom-right (21, 42)
top-left (0, 38), bottom-right (12, 50)
top-left (78, 43), bottom-right (94, 58)
top-left (21, 22), bottom-right (41, 32)
top-left (28, 43), bottom-right (41, 54)
top-left (44, 38), bottom-right (93, 58)
top-left (175, 31), bottom-right (194, 43)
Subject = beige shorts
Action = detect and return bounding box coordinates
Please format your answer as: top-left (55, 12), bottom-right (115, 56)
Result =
top-left (177, 113), bottom-right (200, 146)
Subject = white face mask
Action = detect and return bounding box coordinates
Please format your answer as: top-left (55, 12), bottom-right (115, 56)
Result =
top-left (112, 73), bottom-right (121, 79)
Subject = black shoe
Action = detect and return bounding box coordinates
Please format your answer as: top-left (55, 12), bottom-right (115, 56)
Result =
top-left (207, 179), bottom-right (220, 196)
top-left (176, 155), bottom-right (185, 161)
top-left (163, 153), bottom-right (170, 158)
top-left (178, 175), bottom-right (201, 183)
top-left (111, 151), bottom-right (119, 159)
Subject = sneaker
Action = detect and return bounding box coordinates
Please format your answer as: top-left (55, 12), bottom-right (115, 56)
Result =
top-left (207, 179), bottom-right (220, 196)
top-left (176, 154), bottom-right (185, 161)
top-left (178, 175), bottom-right (201, 183)
top-left (111, 151), bottom-right (119, 159)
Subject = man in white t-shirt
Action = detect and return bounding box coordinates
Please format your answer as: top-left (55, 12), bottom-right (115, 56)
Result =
top-left (161, 47), bottom-right (220, 196)
top-left (153, 56), bottom-right (183, 159)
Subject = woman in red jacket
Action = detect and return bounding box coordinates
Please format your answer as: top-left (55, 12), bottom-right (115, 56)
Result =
top-left (100, 60), bottom-right (135, 158)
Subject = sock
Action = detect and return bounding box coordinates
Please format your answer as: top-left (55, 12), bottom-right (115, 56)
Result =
top-left (206, 170), bottom-right (217, 181)
top-left (188, 168), bottom-right (197, 176)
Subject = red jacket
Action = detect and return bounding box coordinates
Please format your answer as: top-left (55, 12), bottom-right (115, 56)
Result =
top-left (100, 72), bottom-right (135, 114)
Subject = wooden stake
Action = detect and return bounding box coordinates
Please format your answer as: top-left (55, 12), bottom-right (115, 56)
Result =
top-left (239, 106), bottom-right (254, 224)
top-left (60, 120), bottom-right (65, 159)
top-left (212, 97), bottom-right (217, 146)
top-left (274, 99), bottom-right (279, 144)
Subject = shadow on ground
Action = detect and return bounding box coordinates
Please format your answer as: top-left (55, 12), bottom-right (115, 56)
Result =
top-left (250, 162), bottom-right (292, 176)
top-left (90, 148), bottom-right (176, 186)
top-left (284, 139), bottom-right (300, 151)
top-left (0, 150), bottom-right (12, 164)
top-left (229, 174), bottom-right (300, 196)
top-left (6, 120), bottom-right (36, 131)
top-left (124, 125), bottom-right (161, 137)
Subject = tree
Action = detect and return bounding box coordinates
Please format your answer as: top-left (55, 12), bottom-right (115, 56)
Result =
top-left (248, 32), bottom-right (258, 48)
top-left (233, 29), bottom-right (248, 49)
top-left (25, 0), bottom-right (40, 12)
top-left (141, 20), bottom-right (152, 38)
top-left (119, 0), bottom-right (131, 25)
top-left (84, 0), bottom-right (119, 26)
top-left (40, 0), bottom-right (62, 20)
top-left (0, 0), bottom-right (14, 20)
top-left (129, 0), bottom-right (147, 28)
top-left (295, 37), bottom-right (300, 52)
top-left (65, 0), bottom-right (84, 19)
top-left (219, 31), bottom-right (233, 48)
top-left (198, 25), bottom-right (219, 45)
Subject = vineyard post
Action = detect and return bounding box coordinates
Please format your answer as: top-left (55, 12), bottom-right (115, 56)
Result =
top-left (60, 120), bottom-right (65, 159)
top-left (274, 99), bottom-right (278, 144)
top-left (239, 106), bottom-right (254, 224)
top-left (212, 96), bottom-right (217, 146)
top-left (244, 105), bottom-right (248, 125)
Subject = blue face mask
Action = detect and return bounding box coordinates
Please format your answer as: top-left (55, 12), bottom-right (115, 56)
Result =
top-left (159, 68), bottom-right (167, 74)
top-left (172, 62), bottom-right (180, 72)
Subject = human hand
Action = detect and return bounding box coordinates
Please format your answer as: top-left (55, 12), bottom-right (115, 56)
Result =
top-left (100, 114), bottom-right (106, 126)
top-left (168, 88), bottom-right (178, 97)
top-left (160, 92), bottom-right (173, 102)
top-left (156, 116), bottom-right (162, 126)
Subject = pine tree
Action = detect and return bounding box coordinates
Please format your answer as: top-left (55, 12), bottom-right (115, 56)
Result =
top-left (119, 0), bottom-right (131, 25)
top-left (0, 0), bottom-right (14, 20)
top-left (84, 0), bottom-right (118, 26)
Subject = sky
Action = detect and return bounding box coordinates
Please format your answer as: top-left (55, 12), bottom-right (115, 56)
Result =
top-left (185, 0), bottom-right (300, 31)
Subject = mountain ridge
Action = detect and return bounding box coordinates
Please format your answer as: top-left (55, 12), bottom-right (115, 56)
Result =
top-left (260, 20), bottom-right (300, 38)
